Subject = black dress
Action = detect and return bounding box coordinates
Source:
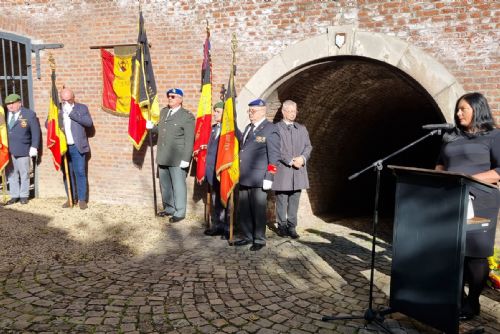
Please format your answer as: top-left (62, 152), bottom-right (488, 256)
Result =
top-left (437, 129), bottom-right (500, 257)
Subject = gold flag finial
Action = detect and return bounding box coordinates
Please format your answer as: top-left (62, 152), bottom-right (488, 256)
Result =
top-left (48, 53), bottom-right (56, 72)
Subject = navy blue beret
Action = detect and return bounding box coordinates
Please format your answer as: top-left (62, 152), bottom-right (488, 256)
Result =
top-left (166, 88), bottom-right (184, 97)
top-left (248, 98), bottom-right (266, 107)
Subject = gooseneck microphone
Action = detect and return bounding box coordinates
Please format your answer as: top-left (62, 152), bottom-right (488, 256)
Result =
top-left (422, 123), bottom-right (455, 130)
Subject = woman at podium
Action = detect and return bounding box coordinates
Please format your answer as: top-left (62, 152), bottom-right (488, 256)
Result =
top-left (435, 92), bottom-right (500, 320)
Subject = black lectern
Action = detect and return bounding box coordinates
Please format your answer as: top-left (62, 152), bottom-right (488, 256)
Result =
top-left (388, 166), bottom-right (496, 334)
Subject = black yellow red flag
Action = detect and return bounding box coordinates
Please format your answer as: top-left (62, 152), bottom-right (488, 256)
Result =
top-left (215, 65), bottom-right (239, 207)
top-left (193, 31), bottom-right (212, 184)
top-left (46, 71), bottom-right (67, 171)
top-left (128, 11), bottom-right (160, 149)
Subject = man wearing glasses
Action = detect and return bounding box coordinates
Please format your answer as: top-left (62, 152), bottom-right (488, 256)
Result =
top-left (147, 88), bottom-right (195, 223)
top-left (234, 99), bottom-right (280, 251)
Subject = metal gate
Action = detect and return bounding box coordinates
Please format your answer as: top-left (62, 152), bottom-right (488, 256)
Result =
top-left (0, 31), bottom-right (36, 199)
top-left (0, 32), bottom-right (34, 109)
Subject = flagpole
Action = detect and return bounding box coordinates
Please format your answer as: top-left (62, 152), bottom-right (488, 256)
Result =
top-left (206, 184), bottom-right (211, 229)
top-left (228, 192), bottom-right (234, 245)
top-left (63, 154), bottom-right (73, 207)
top-left (149, 132), bottom-right (158, 216)
top-left (1, 170), bottom-right (7, 204)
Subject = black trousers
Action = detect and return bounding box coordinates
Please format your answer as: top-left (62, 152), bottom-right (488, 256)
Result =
top-left (238, 185), bottom-right (268, 245)
top-left (462, 256), bottom-right (490, 314)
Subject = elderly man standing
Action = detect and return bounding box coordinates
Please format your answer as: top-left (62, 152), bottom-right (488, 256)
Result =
top-left (272, 100), bottom-right (312, 239)
top-left (204, 101), bottom-right (228, 238)
top-left (60, 88), bottom-right (94, 210)
top-left (147, 88), bottom-right (195, 223)
top-left (235, 99), bottom-right (280, 251)
top-left (4, 94), bottom-right (40, 205)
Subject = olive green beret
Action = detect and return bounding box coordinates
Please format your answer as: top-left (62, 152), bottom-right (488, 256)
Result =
top-left (4, 94), bottom-right (21, 104)
top-left (213, 101), bottom-right (224, 110)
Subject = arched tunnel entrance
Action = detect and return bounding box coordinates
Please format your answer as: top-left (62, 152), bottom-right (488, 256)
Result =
top-left (265, 56), bottom-right (447, 217)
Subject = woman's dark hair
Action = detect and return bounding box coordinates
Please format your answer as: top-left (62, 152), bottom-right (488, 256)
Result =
top-left (454, 92), bottom-right (495, 132)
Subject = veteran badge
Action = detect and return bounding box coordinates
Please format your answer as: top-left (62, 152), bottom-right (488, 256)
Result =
top-left (255, 136), bottom-right (266, 143)
top-left (20, 120), bottom-right (27, 128)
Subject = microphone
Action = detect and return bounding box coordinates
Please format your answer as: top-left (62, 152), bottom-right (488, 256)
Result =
top-left (422, 123), bottom-right (455, 131)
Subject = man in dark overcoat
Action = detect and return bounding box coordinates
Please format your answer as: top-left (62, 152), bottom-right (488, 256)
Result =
top-left (4, 93), bottom-right (40, 205)
top-left (204, 101), bottom-right (228, 238)
top-left (147, 88), bottom-right (195, 223)
top-left (272, 100), bottom-right (312, 239)
top-left (235, 99), bottom-right (280, 251)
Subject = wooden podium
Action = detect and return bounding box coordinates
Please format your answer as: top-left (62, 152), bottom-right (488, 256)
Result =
top-left (388, 166), bottom-right (497, 334)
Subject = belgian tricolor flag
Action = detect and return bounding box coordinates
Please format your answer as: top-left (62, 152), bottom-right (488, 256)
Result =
top-left (216, 63), bottom-right (239, 207)
top-left (128, 11), bottom-right (160, 150)
top-left (46, 71), bottom-right (67, 171)
top-left (0, 99), bottom-right (8, 173)
top-left (192, 30), bottom-right (213, 184)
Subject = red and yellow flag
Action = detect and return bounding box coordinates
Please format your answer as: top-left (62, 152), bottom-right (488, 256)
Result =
top-left (0, 103), bottom-right (8, 173)
top-left (216, 65), bottom-right (239, 207)
top-left (193, 30), bottom-right (212, 184)
top-left (128, 11), bottom-right (160, 150)
top-left (46, 71), bottom-right (67, 171)
top-left (101, 48), bottom-right (133, 116)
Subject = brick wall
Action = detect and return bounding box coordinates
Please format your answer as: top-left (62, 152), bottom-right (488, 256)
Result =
top-left (0, 0), bottom-right (498, 215)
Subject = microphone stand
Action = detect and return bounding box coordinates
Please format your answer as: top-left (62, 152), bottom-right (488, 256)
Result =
top-left (322, 129), bottom-right (443, 333)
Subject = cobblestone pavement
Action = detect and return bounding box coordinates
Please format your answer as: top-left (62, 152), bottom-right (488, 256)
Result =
top-left (0, 204), bottom-right (499, 333)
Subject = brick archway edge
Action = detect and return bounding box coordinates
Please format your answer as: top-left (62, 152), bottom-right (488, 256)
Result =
top-left (236, 25), bottom-right (464, 129)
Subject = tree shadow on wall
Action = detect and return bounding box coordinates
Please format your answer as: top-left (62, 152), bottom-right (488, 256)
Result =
top-left (132, 132), bottom-right (156, 168)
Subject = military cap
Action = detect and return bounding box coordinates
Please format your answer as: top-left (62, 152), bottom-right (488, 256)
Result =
top-left (213, 101), bottom-right (224, 110)
top-left (166, 88), bottom-right (184, 97)
top-left (248, 98), bottom-right (266, 107)
top-left (4, 94), bottom-right (21, 104)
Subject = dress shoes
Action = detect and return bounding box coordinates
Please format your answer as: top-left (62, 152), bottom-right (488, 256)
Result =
top-left (276, 225), bottom-right (289, 238)
top-left (5, 198), bottom-right (19, 205)
top-left (169, 216), bottom-right (184, 223)
top-left (250, 244), bottom-right (265, 251)
top-left (234, 239), bottom-right (251, 246)
top-left (204, 228), bottom-right (223, 236)
top-left (20, 198), bottom-right (28, 205)
top-left (79, 200), bottom-right (88, 210)
top-left (157, 211), bottom-right (172, 217)
top-left (288, 228), bottom-right (300, 239)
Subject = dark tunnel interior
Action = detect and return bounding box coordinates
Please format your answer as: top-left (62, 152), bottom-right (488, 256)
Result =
top-left (268, 56), bottom-right (447, 218)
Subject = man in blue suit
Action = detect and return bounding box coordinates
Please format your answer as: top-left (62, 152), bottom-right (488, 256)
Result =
top-left (204, 101), bottom-right (228, 238)
top-left (4, 93), bottom-right (40, 205)
top-left (59, 88), bottom-right (93, 210)
top-left (235, 99), bottom-right (280, 251)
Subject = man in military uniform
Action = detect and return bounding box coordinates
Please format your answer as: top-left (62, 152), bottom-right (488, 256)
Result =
top-left (272, 100), bottom-right (312, 239)
top-left (235, 99), bottom-right (280, 251)
top-left (4, 94), bottom-right (40, 205)
top-left (147, 88), bottom-right (195, 222)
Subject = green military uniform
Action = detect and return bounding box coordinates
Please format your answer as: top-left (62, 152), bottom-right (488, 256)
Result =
top-left (156, 106), bottom-right (195, 219)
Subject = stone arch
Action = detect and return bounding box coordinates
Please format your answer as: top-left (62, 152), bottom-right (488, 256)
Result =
top-left (237, 26), bottom-right (465, 216)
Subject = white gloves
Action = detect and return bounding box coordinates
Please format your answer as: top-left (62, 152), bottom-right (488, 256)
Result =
top-left (179, 160), bottom-right (190, 168)
top-left (263, 179), bottom-right (273, 190)
top-left (146, 120), bottom-right (154, 130)
top-left (29, 147), bottom-right (38, 157)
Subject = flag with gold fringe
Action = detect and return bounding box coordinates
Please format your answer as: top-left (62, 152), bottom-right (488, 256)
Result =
top-left (46, 71), bottom-right (67, 171)
top-left (215, 64), bottom-right (239, 207)
top-left (193, 30), bottom-right (212, 184)
top-left (101, 47), bottom-right (134, 116)
top-left (128, 11), bottom-right (160, 150)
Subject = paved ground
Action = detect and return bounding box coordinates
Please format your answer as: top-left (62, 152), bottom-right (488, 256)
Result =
top-left (0, 199), bottom-right (499, 333)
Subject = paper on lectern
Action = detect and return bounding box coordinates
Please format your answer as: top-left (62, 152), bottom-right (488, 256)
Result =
top-left (467, 194), bottom-right (475, 219)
